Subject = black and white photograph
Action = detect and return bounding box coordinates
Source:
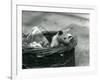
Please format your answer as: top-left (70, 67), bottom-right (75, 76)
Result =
top-left (0, 0), bottom-right (99, 80)
top-left (10, 2), bottom-right (97, 80)
top-left (22, 11), bottom-right (89, 69)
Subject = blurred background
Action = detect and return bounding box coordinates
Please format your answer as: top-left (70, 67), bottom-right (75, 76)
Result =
top-left (22, 11), bottom-right (89, 66)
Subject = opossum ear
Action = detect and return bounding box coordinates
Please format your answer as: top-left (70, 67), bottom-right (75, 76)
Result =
top-left (58, 31), bottom-right (63, 35)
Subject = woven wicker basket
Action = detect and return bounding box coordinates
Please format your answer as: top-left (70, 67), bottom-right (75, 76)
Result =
top-left (22, 31), bottom-right (77, 69)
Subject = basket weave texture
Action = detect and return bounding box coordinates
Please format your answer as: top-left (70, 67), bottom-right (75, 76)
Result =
top-left (22, 31), bottom-right (77, 68)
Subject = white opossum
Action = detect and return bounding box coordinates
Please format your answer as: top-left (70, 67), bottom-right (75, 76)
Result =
top-left (51, 30), bottom-right (73, 48)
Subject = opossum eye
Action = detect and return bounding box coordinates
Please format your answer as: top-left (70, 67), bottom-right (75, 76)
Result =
top-left (64, 37), bottom-right (66, 40)
top-left (68, 36), bottom-right (72, 39)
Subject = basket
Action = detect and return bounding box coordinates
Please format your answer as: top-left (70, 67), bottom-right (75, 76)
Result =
top-left (22, 31), bottom-right (77, 69)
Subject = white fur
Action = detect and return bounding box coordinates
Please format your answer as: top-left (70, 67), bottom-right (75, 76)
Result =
top-left (51, 33), bottom-right (59, 47)
top-left (50, 31), bottom-right (72, 48)
top-left (29, 42), bottom-right (43, 48)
